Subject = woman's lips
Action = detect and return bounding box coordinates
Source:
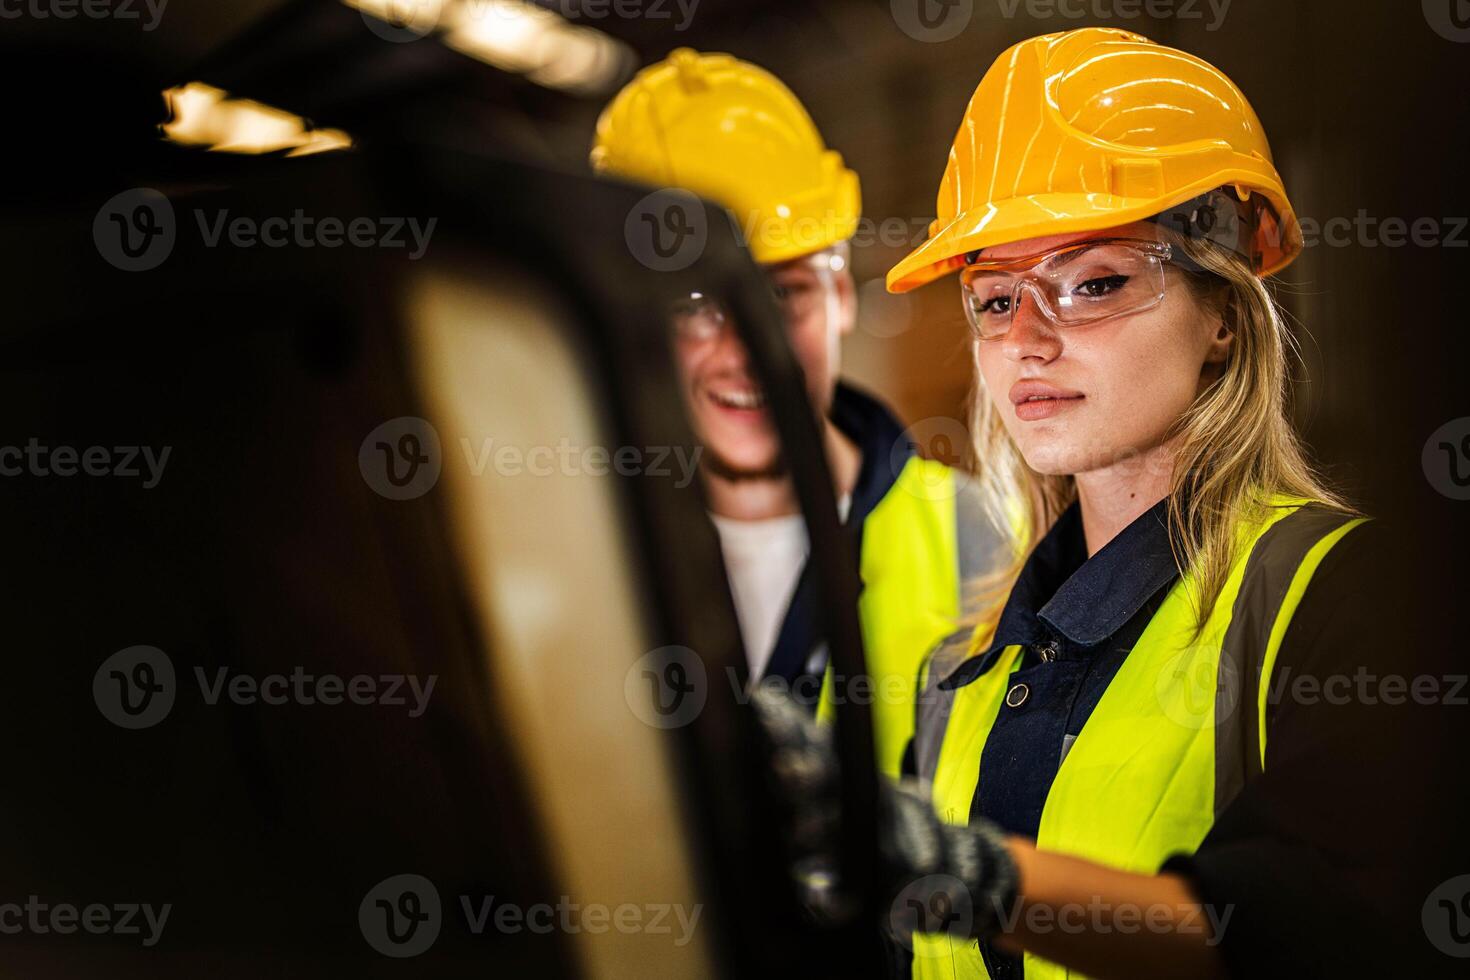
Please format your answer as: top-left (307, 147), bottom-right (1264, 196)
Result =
top-left (705, 387), bottom-right (768, 421)
top-left (1009, 379), bottom-right (1085, 422)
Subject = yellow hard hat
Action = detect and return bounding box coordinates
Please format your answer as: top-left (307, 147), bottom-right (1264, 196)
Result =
top-left (591, 48), bottom-right (861, 265)
top-left (886, 27), bottom-right (1302, 293)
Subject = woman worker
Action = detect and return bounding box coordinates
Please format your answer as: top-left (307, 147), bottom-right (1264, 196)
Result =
top-left (755, 25), bottom-right (1421, 980)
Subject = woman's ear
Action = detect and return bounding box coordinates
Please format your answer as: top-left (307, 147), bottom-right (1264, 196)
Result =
top-left (1203, 301), bottom-right (1234, 366)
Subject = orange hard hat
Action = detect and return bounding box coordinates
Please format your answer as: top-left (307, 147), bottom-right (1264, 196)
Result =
top-left (886, 27), bottom-right (1302, 293)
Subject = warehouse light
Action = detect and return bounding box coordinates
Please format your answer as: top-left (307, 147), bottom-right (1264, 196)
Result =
top-left (162, 82), bottom-right (353, 156)
top-left (346, 0), bottom-right (632, 96)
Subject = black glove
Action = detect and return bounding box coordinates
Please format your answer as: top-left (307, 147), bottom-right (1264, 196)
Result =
top-left (750, 684), bottom-right (1019, 942)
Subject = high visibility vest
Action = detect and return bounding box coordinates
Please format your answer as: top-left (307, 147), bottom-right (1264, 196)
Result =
top-left (814, 456), bottom-right (1001, 780)
top-left (909, 497), bottom-right (1365, 978)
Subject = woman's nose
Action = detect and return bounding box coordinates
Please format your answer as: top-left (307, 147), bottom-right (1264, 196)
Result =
top-left (999, 282), bottom-right (1063, 363)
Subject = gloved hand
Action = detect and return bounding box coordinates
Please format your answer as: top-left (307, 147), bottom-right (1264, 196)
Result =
top-left (750, 683), bottom-right (1019, 942)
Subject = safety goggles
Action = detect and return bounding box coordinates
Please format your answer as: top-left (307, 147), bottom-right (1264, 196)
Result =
top-left (670, 248), bottom-right (844, 342)
top-left (960, 238), bottom-right (1175, 341)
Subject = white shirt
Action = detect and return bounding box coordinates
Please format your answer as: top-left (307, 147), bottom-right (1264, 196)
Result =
top-left (710, 496), bottom-right (852, 678)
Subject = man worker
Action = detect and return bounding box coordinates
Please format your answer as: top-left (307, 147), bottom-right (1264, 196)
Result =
top-left (591, 48), bottom-right (996, 779)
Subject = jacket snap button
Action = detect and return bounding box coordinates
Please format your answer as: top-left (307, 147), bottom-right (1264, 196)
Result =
top-left (1005, 683), bottom-right (1029, 708)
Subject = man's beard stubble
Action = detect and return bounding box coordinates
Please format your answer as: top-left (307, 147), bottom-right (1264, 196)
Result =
top-left (701, 446), bottom-right (789, 483)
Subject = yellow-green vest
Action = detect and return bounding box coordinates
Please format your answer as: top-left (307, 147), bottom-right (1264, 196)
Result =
top-left (814, 456), bottom-right (1001, 780)
top-left (910, 497), bottom-right (1365, 978)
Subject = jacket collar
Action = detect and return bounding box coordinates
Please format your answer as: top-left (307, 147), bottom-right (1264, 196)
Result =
top-left (940, 496), bottom-right (1180, 689)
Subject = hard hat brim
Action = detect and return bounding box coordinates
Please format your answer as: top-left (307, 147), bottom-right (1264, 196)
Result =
top-left (886, 180), bottom-right (1301, 294)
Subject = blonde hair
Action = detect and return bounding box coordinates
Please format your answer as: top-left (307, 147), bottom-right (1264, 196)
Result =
top-left (963, 226), bottom-right (1352, 647)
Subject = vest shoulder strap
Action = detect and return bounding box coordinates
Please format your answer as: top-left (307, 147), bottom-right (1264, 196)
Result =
top-left (1213, 502), bottom-right (1366, 811)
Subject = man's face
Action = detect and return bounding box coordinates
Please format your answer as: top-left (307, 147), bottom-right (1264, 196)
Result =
top-left (670, 248), bottom-right (855, 480)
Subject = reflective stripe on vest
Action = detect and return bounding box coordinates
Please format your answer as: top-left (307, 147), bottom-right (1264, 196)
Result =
top-left (911, 498), bottom-right (1365, 979)
top-left (815, 456), bottom-right (1003, 779)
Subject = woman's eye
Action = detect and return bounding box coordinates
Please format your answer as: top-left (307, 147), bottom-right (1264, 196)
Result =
top-left (979, 295), bottom-right (1012, 316)
top-left (1075, 274), bottom-right (1129, 298)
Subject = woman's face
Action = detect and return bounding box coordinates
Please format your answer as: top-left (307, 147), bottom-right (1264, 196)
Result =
top-left (974, 223), bottom-right (1233, 478)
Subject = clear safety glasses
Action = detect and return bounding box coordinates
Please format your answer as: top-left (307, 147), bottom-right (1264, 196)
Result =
top-left (960, 238), bottom-right (1174, 341)
top-left (670, 249), bottom-right (844, 343)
